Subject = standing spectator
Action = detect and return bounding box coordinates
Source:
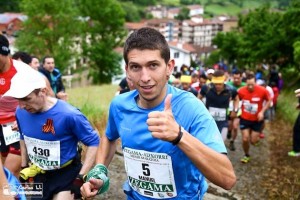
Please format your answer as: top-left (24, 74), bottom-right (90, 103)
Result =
top-left (12, 52), bottom-right (55, 97)
top-left (4, 68), bottom-right (99, 199)
top-left (81, 27), bottom-right (236, 199)
top-left (278, 72), bottom-right (284, 92)
top-left (288, 89), bottom-right (300, 157)
top-left (30, 56), bottom-right (40, 70)
top-left (39, 56), bottom-right (68, 100)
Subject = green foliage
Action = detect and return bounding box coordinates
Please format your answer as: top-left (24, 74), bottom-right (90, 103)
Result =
top-left (175, 7), bottom-right (190, 20)
top-left (78, 0), bottom-right (127, 84)
top-left (120, 2), bottom-right (141, 22)
top-left (0, 0), bottom-right (20, 12)
top-left (15, 0), bottom-right (81, 72)
top-left (212, 2), bottom-right (300, 71)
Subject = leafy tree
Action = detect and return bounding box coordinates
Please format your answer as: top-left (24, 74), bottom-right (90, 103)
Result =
top-left (77, 0), bottom-right (127, 84)
top-left (15, 0), bottom-right (81, 72)
top-left (175, 7), bottom-right (190, 20)
top-left (280, 0), bottom-right (300, 68)
top-left (120, 2), bottom-right (141, 22)
top-left (0, 0), bottom-right (20, 12)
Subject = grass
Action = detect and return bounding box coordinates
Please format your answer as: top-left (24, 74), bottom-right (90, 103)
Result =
top-left (67, 84), bottom-right (118, 135)
top-left (277, 89), bottom-right (299, 124)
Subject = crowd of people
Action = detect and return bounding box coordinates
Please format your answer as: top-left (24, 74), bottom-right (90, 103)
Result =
top-left (0, 26), bottom-right (298, 200)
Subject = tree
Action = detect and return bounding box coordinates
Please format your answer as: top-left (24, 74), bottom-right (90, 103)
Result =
top-left (15, 0), bottom-right (81, 72)
top-left (120, 2), bottom-right (141, 22)
top-left (175, 7), bottom-right (190, 20)
top-left (78, 0), bottom-right (127, 84)
top-left (0, 0), bottom-right (20, 12)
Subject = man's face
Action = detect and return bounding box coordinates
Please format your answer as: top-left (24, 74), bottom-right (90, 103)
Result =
top-left (125, 49), bottom-right (173, 108)
top-left (182, 82), bottom-right (190, 90)
top-left (199, 77), bottom-right (207, 87)
top-left (214, 83), bottom-right (224, 92)
top-left (43, 57), bottom-right (55, 73)
top-left (233, 74), bottom-right (242, 86)
top-left (246, 78), bottom-right (256, 92)
top-left (30, 58), bottom-right (40, 70)
top-left (18, 89), bottom-right (44, 113)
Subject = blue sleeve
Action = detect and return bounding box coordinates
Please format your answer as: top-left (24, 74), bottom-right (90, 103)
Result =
top-left (105, 102), bottom-right (119, 141)
top-left (68, 113), bottom-right (99, 146)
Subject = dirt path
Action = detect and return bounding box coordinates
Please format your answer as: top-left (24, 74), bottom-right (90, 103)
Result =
top-left (95, 118), bottom-right (300, 200)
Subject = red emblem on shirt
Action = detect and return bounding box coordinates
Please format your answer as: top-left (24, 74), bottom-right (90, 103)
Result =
top-left (42, 119), bottom-right (55, 135)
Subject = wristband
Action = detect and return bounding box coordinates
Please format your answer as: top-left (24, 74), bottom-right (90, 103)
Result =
top-left (85, 164), bottom-right (110, 194)
top-left (171, 125), bottom-right (184, 145)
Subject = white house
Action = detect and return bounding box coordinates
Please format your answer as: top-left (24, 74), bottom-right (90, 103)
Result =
top-left (168, 41), bottom-right (196, 73)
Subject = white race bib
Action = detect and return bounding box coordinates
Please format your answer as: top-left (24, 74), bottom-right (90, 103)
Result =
top-left (24, 136), bottom-right (60, 170)
top-left (243, 101), bottom-right (258, 114)
top-left (2, 123), bottom-right (20, 145)
top-left (123, 148), bottom-right (177, 199)
top-left (209, 107), bottom-right (227, 121)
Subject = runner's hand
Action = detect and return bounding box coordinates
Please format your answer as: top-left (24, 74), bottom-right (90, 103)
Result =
top-left (147, 94), bottom-right (179, 142)
top-left (80, 179), bottom-right (103, 198)
top-left (257, 111), bottom-right (264, 121)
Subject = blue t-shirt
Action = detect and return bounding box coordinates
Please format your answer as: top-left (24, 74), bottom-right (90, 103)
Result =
top-left (106, 84), bottom-right (226, 200)
top-left (16, 100), bottom-right (99, 168)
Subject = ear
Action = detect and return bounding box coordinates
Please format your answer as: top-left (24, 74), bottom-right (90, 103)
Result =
top-left (166, 59), bottom-right (175, 77)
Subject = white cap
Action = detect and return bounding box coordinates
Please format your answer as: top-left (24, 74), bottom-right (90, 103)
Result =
top-left (256, 79), bottom-right (266, 86)
top-left (3, 68), bottom-right (46, 98)
top-left (206, 69), bottom-right (215, 75)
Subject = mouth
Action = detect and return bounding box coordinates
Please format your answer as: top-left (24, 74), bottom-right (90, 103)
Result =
top-left (139, 85), bottom-right (155, 93)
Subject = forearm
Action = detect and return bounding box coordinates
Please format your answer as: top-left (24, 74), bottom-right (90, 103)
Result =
top-left (79, 146), bottom-right (98, 175)
top-left (20, 140), bottom-right (29, 167)
top-left (96, 134), bottom-right (117, 167)
top-left (178, 131), bottom-right (236, 190)
top-left (261, 100), bottom-right (271, 113)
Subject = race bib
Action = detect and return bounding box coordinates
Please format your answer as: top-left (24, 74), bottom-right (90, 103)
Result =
top-left (123, 148), bottom-right (177, 199)
top-left (243, 101), bottom-right (258, 114)
top-left (24, 136), bottom-right (60, 170)
top-left (209, 107), bottom-right (226, 121)
top-left (2, 123), bottom-right (20, 145)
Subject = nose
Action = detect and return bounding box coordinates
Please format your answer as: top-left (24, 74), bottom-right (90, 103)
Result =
top-left (140, 68), bottom-right (151, 83)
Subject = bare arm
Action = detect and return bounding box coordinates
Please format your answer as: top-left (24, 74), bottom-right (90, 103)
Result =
top-left (96, 134), bottom-right (118, 167)
top-left (20, 140), bottom-right (29, 167)
top-left (79, 146), bottom-right (98, 175)
top-left (178, 131), bottom-right (236, 189)
top-left (148, 94), bottom-right (236, 190)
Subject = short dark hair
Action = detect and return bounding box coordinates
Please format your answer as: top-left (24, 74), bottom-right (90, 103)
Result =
top-left (199, 73), bottom-right (207, 80)
top-left (42, 55), bottom-right (54, 64)
top-left (0, 34), bottom-right (10, 55)
top-left (246, 73), bottom-right (255, 80)
top-left (123, 27), bottom-right (170, 65)
top-left (233, 69), bottom-right (242, 76)
top-left (12, 51), bottom-right (32, 64)
top-left (213, 70), bottom-right (224, 77)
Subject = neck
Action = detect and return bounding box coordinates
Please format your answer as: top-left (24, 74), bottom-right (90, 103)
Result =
top-left (41, 97), bottom-right (58, 112)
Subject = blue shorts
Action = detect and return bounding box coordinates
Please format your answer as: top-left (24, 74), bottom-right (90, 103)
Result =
top-left (31, 156), bottom-right (82, 200)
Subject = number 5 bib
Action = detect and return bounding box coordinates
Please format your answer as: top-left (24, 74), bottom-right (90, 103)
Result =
top-left (123, 147), bottom-right (177, 199)
top-left (24, 136), bottom-right (60, 170)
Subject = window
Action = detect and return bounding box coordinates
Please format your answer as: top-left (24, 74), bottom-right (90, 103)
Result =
top-left (174, 52), bottom-right (179, 58)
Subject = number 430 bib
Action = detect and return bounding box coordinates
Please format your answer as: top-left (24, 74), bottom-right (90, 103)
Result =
top-left (24, 136), bottom-right (60, 170)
